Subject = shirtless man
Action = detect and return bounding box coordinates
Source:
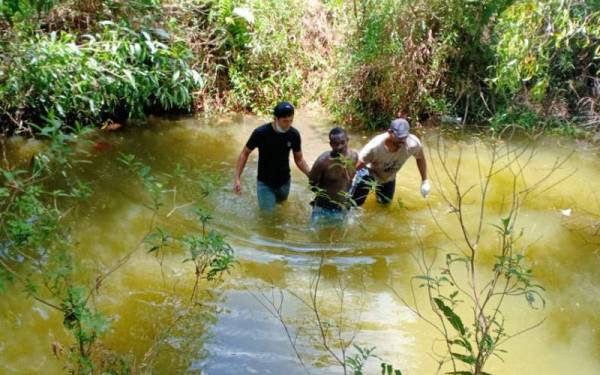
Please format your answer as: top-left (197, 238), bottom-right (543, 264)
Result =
top-left (309, 127), bottom-right (358, 224)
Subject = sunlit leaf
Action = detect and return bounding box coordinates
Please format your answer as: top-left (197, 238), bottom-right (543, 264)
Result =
top-left (433, 297), bottom-right (466, 335)
top-left (450, 351), bottom-right (476, 364)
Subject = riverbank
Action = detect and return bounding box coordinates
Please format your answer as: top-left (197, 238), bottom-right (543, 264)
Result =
top-left (1, 0), bottom-right (598, 137)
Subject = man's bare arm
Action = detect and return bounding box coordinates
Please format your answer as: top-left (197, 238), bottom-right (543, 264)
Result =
top-left (309, 154), bottom-right (327, 188)
top-left (355, 141), bottom-right (374, 172)
top-left (293, 150), bottom-right (311, 178)
top-left (233, 146), bottom-right (252, 194)
top-left (349, 151), bottom-right (359, 179)
top-left (415, 149), bottom-right (428, 181)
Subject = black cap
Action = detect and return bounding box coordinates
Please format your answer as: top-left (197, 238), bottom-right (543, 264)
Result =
top-left (273, 101), bottom-right (295, 118)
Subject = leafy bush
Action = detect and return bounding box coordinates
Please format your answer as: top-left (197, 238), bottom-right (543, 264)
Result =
top-left (490, 0), bottom-right (600, 129)
top-left (329, 0), bottom-right (474, 128)
top-left (0, 0), bottom-right (336, 124)
top-left (0, 21), bottom-right (202, 133)
top-left (0, 0), bottom-right (59, 24)
top-left (197, 0), bottom-right (313, 113)
top-left (330, 0), bottom-right (599, 132)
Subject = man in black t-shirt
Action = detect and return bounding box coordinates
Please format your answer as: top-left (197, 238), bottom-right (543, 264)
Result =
top-left (233, 102), bottom-right (311, 211)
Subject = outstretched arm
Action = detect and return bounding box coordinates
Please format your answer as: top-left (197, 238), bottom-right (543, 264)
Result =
top-left (415, 149), bottom-right (430, 198)
top-left (293, 150), bottom-right (311, 178)
top-left (355, 143), bottom-right (373, 172)
top-left (415, 149), bottom-right (428, 181)
top-left (233, 146), bottom-right (252, 194)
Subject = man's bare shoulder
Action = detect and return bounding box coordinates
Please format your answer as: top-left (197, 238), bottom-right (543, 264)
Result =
top-left (345, 149), bottom-right (359, 162)
top-left (314, 151), bottom-right (332, 166)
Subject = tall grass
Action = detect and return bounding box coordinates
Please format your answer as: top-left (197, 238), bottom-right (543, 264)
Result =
top-left (1, 0), bottom-right (597, 133)
top-left (329, 0), bottom-right (600, 132)
top-left (185, 0), bottom-right (336, 114)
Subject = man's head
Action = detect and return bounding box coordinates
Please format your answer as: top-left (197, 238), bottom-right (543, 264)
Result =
top-left (388, 118), bottom-right (410, 146)
top-left (329, 127), bottom-right (348, 156)
top-left (273, 101), bottom-right (295, 133)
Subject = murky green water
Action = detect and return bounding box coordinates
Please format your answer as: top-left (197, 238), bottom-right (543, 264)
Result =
top-left (1, 111), bottom-right (600, 374)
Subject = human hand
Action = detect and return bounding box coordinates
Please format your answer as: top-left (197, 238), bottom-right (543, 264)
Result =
top-left (233, 179), bottom-right (242, 195)
top-left (420, 179), bottom-right (431, 198)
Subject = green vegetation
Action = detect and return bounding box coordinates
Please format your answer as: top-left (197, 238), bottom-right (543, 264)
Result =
top-left (332, 0), bottom-right (599, 132)
top-left (3, 25), bottom-right (201, 129)
top-left (489, 0), bottom-right (600, 132)
top-left (0, 1), bottom-right (597, 373)
top-left (0, 129), bottom-right (112, 371)
top-left (159, 0), bottom-right (336, 113)
top-left (1, 1), bottom-right (202, 134)
top-left (0, 0), bottom-right (337, 134)
top-left (383, 137), bottom-right (565, 374)
top-left (211, 0), bottom-right (308, 111)
top-left (2, 0), bottom-right (596, 133)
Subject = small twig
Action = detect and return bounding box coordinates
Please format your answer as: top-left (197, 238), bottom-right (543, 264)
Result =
top-left (496, 317), bottom-right (547, 347)
top-left (250, 286), bottom-right (311, 375)
top-left (85, 211), bottom-right (158, 303)
top-left (166, 201), bottom-right (194, 217)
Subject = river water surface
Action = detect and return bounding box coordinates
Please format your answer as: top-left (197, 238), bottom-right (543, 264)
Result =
top-left (1, 111), bottom-right (600, 374)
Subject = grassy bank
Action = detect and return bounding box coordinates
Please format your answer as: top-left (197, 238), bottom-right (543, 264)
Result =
top-left (330, 0), bottom-right (599, 134)
top-left (1, 0), bottom-right (598, 134)
top-left (0, 0), bottom-right (340, 135)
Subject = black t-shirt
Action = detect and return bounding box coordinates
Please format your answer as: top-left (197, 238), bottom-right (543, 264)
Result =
top-left (246, 123), bottom-right (301, 188)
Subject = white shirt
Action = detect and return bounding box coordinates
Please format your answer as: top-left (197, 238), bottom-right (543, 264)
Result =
top-left (359, 133), bottom-right (423, 183)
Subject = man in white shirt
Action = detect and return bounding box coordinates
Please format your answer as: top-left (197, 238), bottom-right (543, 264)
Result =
top-left (351, 118), bottom-right (430, 206)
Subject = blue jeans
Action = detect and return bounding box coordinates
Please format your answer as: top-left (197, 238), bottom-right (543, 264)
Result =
top-left (257, 179), bottom-right (291, 212)
top-left (310, 205), bottom-right (347, 226)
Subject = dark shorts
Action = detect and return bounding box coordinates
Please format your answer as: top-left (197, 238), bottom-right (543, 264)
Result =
top-left (351, 175), bottom-right (396, 206)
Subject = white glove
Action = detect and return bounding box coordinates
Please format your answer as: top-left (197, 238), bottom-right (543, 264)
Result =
top-left (420, 179), bottom-right (431, 198)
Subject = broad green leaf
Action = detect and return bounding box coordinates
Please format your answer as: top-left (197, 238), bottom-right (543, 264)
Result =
top-left (123, 70), bottom-right (136, 89)
top-left (433, 297), bottom-right (466, 335)
top-left (451, 338), bottom-right (473, 353)
top-left (451, 352), bottom-right (476, 365)
top-left (145, 40), bottom-right (157, 54)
